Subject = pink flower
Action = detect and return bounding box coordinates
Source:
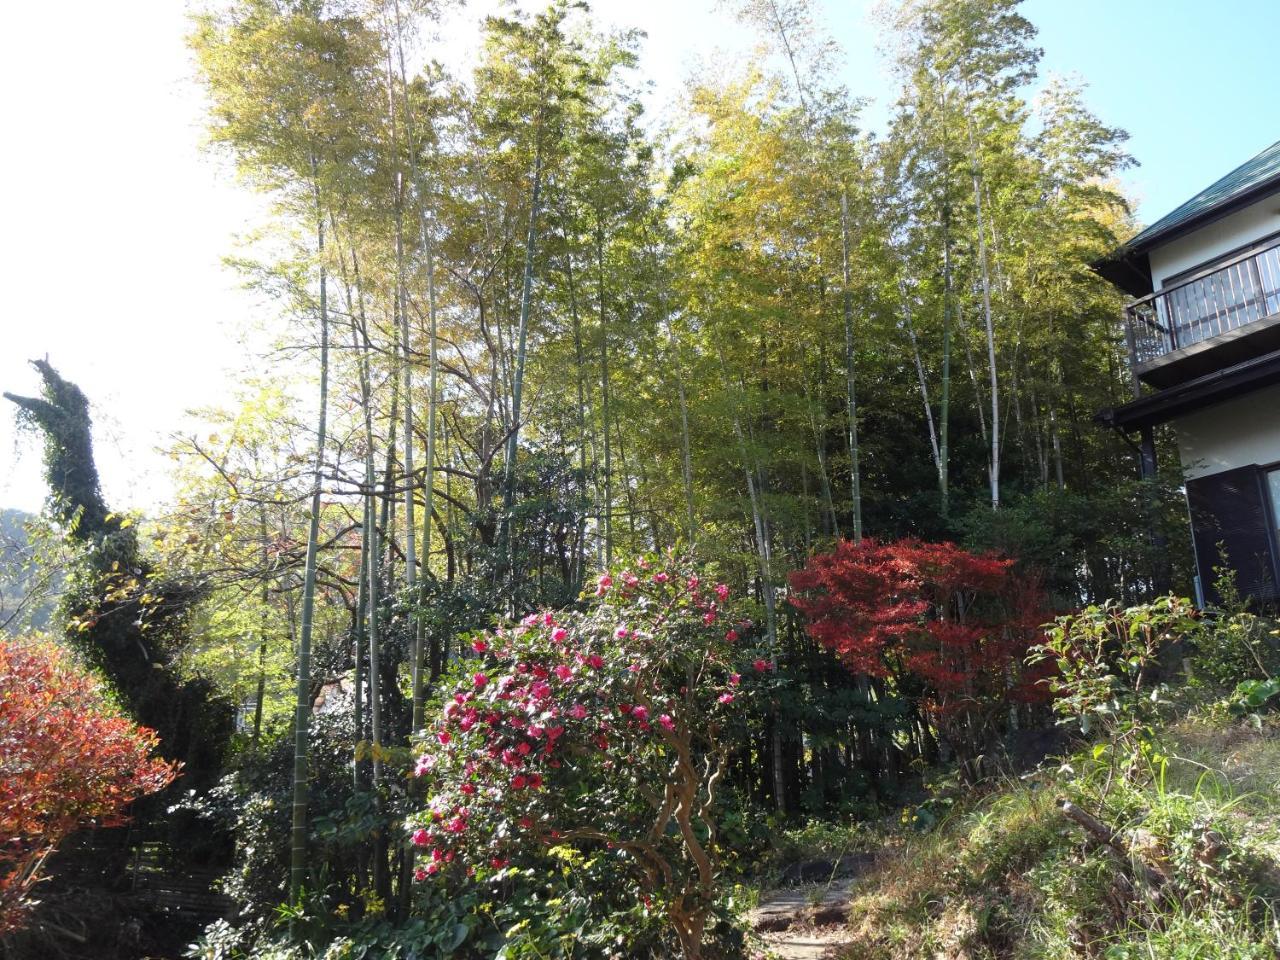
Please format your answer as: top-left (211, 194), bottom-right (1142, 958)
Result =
top-left (425, 862), bottom-right (440, 875)
top-left (528, 773), bottom-right (543, 789)
top-left (657, 714), bottom-right (675, 732)
top-left (414, 754), bottom-right (436, 776)
top-left (554, 664), bottom-right (574, 681)
top-left (543, 612), bottom-right (556, 626)
top-left (414, 867), bottom-right (429, 881)
top-left (551, 627), bottom-right (568, 643)
top-left (614, 626), bottom-right (630, 640)
top-left (687, 575), bottom-right (700, 591)
top-left (631, 705), bottom-right (649, 722)
top-left (587, 654), bottom-right (604, 670)
top-left (628, 662), bottom-right (642, 673)
top-left (472, 638), bottom-right (488, 654)
top-left (703, 610), bottom-right (717, 625)
top-left (729, 673), bottom-right (741, 686)
top-left (753, 659), bottom-right (772, 673)
top-left (619, 704), bottom-right (632, 715)
top-left (516, 662), bottom-right (529, 674)
top-left (653, 571), bottom-right (669, 584)
top-left (473, 672), bottom-right (488, 688)
top-left (411, 828), bottom-right (430, 847)
top-left (718, 693), bottom-right (735, 705)
top-left (437, 730), bottom-right (451, 745)
top-left (725, 629), bottom-right (739, 643)
top-left (530, 680), bottom-right (552, 700)
top-left (460, 783), bottom-right (476, 796)
top-left (490, 857), bottom-right (508, 869)
top-left (446, 816), bottom-right (467, 834)
top-left (715, 583), bottom-right (730, 601)
top-left (595, 574), bottom-right (613, 596)
top-left (517, 742), bottom-right (532, 756)
top-left (568, 703), bottom-right (588, 720)
top-left (512, 774), bottom-right (528, 789)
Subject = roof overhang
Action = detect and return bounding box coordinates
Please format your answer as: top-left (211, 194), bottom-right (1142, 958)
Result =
top-left (1096, 348), bottom-right (1280, 432)
top-left (1090, 160), bottom-right (1280, 299)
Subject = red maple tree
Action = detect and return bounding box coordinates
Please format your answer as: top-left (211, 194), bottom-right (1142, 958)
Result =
top-left (789, 538), bottom-right (1050, 765)
top-left (0, 639), bottom-right (179, 933)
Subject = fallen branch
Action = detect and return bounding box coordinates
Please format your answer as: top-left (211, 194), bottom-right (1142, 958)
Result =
top-left (1060, 800), bottom-right (1172, 899)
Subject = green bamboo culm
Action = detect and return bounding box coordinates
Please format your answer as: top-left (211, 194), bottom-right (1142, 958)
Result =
top-left (290, 154), bottom-right (330, 901)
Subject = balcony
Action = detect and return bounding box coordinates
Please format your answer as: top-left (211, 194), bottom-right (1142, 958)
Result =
top-left (1125, 237), bottom-right (1280, 387)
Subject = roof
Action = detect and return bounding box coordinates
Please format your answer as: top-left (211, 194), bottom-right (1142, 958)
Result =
top-left (1093, 139), bottom-right (1280, 297)
top-left (1095, 348), bottom-right (1280, 431)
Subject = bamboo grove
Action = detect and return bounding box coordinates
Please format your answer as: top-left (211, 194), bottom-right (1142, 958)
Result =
top-left (156, 0), bottom-right (1196, 909)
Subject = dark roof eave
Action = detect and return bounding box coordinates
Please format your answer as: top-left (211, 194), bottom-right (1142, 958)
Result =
top-left (1090, 251), bottom-right (1153, 299)
top-left (1096, 348), bottom-right (1280, 432)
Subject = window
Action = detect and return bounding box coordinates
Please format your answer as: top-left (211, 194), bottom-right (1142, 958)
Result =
top-left (1270, 467), bottom-right (1280, 543)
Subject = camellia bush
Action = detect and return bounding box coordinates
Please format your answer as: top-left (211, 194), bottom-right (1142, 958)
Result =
top-left (409, 557), bottom-right (753, 960)
top-left (789, 538), bottom-right (1050, 772)
top-left (0, 637), bottom-right (179, 934)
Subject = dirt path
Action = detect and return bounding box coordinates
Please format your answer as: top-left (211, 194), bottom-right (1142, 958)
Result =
top-left (748, 877), bottom-right (857, 960)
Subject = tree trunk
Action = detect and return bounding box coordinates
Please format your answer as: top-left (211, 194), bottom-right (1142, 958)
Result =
top-left (596, 222), bottom-right (613, 566)
top-left (289, 155), bottom-right (330, 900)
top-left (840, 188), bottom-right (863, 542)
top-left (966, 103), bottom-right (1000, 509)
top-left (499, 131), bottom-right (545, 569)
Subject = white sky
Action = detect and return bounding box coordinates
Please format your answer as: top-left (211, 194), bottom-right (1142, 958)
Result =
top-left (2, 0), bottom-right (1276, 517)
top-left (0, 0), bottom-right (839, 516)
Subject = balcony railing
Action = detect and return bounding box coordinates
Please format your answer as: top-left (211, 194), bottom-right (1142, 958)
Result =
top-left (1125, 237), bottom-right (1280, 366)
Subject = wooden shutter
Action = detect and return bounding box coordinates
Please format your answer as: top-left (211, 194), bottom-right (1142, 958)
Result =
top-left (1186, 465), bottom-right (1280, 604)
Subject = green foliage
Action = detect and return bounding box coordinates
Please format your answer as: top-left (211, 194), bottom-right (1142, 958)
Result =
top-left (1194, 565), bottom-right (1280, 692)
top-left (1033, 596), bottom-right (1200, 750)
top-left (838, 717), bottom-right (1280, 958)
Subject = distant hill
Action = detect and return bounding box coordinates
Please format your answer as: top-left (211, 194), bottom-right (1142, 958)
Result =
top-left (1, 507), bottom-right (57, 633)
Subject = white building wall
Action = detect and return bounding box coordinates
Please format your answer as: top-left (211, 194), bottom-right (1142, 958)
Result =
top-left (1175, 382), bottom-right (1280, 479)
top-left (1149, 194), bottom-right (1280, 289)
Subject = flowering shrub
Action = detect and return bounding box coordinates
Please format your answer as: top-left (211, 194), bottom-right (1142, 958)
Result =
top-left (0, 637), bottom-right (179, 933)
top-left (410, 558), bottom-right (752, 960)
top-left (789, 538), bottom-right (1050, 769)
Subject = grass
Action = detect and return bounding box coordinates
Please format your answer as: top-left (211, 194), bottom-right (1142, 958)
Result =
top-left (823, 712), bottom-right (1280, 960)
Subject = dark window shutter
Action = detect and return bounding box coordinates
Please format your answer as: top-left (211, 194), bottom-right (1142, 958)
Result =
top-left (1186, 465), bottom-right (1279, 604)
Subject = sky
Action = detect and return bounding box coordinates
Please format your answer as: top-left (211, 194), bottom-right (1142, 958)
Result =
top-left (1, 0), bottom-right (1278, 517)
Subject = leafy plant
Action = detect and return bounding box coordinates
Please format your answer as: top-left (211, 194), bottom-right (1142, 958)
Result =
top-left (789, 537), bottom-right (1051, 773)
top-left (0, 637), bottom-right (179, 933)
top-left (410, 555), bottom-right (752, 960)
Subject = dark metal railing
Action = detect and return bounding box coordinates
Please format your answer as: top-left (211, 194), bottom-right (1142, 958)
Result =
top-left (1125, 237), bottom-right (1280, 366)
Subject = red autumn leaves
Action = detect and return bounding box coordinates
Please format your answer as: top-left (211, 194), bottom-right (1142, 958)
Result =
top-left (0, 639), bottom-right (178, 933)
top-left (788, 538), bottom-right (1050, 716)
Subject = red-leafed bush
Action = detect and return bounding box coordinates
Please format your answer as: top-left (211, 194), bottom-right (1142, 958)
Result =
top-left (0, 638), bottom-right (179, 934)
top-left (788, 538), bottom-right (1050, 767)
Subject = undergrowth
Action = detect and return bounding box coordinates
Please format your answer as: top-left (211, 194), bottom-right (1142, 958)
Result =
top-left (835, 714), bottom-right (1280, 959)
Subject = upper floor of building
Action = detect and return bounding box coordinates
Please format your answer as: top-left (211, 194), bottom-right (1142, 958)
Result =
top-left (1094, 139), bottom-right (1280, 390)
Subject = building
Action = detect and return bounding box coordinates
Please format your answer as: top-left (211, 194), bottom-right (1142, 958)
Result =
top-left (1094, 139), bottom-right (1280, 606)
